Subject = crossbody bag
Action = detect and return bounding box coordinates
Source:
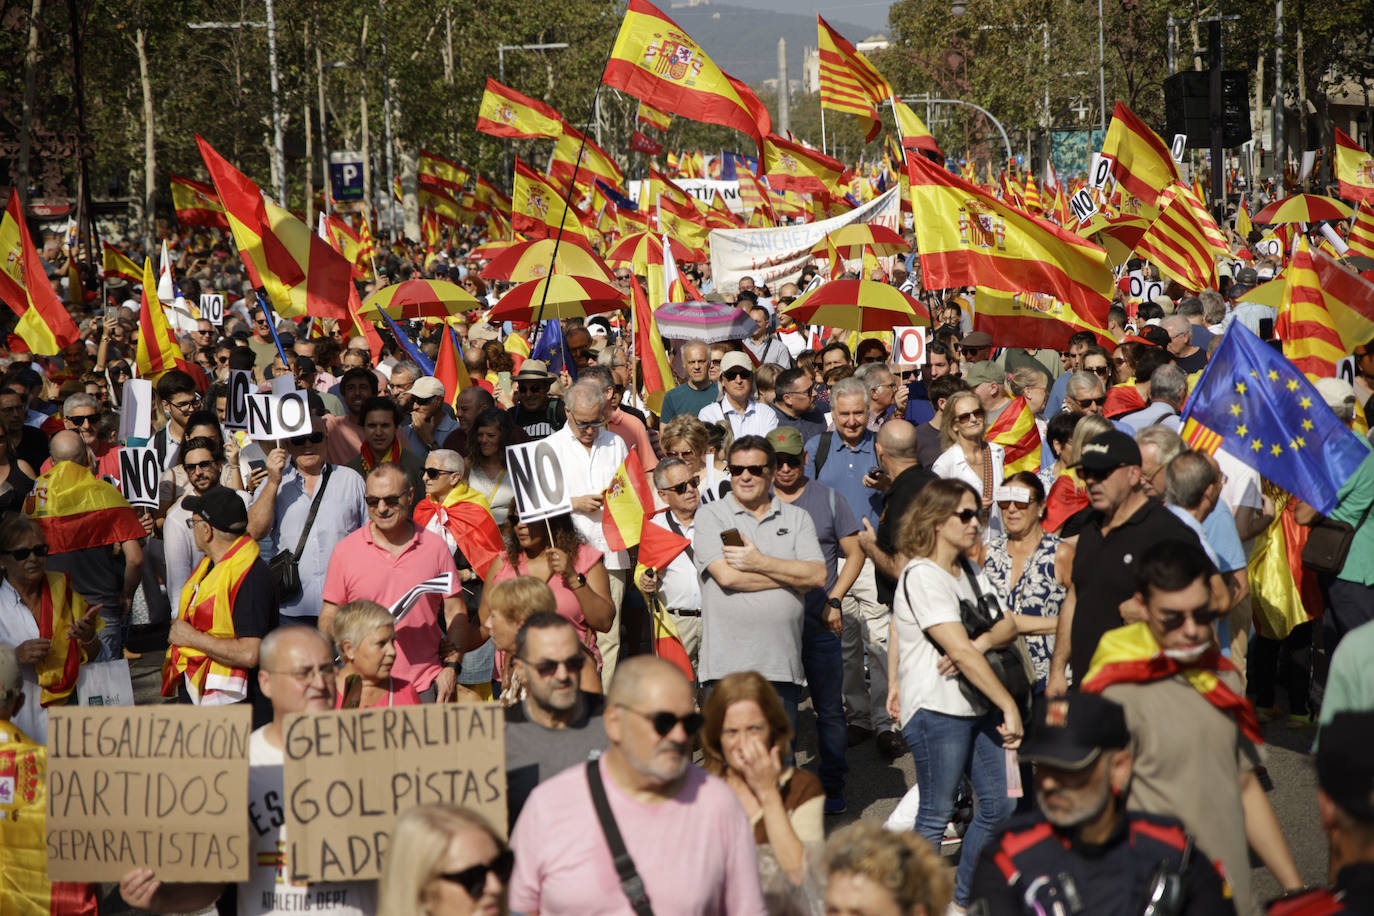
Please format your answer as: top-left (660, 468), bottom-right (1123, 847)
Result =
top-left (586, 759), bottom-right (654, 916)
top-left (269, 465), bottom-right (332, 601)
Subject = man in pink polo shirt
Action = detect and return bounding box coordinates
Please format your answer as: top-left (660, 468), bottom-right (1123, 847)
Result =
top-left (319, 463), bottom-right (461, 701)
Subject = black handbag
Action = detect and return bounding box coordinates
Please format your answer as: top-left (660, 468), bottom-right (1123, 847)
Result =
top-left (1301, 505), bottom-right (1367, 575)
top-left (270, 465), bottom-right (331, 602)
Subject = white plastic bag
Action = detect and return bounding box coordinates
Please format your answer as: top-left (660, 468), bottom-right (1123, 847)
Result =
top-left (76, 659), bottom-right (136, 707)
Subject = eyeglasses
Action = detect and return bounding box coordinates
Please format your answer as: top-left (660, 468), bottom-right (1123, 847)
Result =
top-left (267, 663), bottom-right (336, 684)
top-left (775, 453), bottom-right (804, 468)
top-left (571, 417), bottom-right (604, 430)
top-left (184, 458), bottom-right (219, 473)
top-left (1158, 608), bottom-right (1225, 632)
top-left (949, 508), bottom-right (980, 524)
top-left (955, 409), bottom-right (985, 424)
top-left (518, 654), bottom-right (587, 678)
top-left (110, 366), bottom-right (132, 377)
top-left (1, 545), bottom-right (49, 561)
top-left (1088, 366), bottom-right (1111, 378)
top-left (664, 448), bottom-right (696, 460)
top-left (615, 704), bottom-right (705, 737)
top-left (784, 386), bottom-right (814, 399)
top-left (286, 431), bottom-right (325, 446)
top-left (709, 358), bottom-right (723, 366)
top-left (660, 476), bottom-right (700, 495)
top-left (778, 295), bottom-right (796, 304)
top-left (438, 848), bottom-right (515, 897)
top-left (169, 397), bottom-right (199, 412)
top-left (871, 381), bottom-right (897, 391)
top-left (721, 369), bottom-right (752, 382)
top-left (365, 492), bottom-right (409, 508)
top-left (516, 384), bottom-right (551, 393)
top-left (194, 328), bottom-right (215, 335)
top-left (728, 463), bottom-right (770, 478)
top-left (67, 413), bottom-right (98, 426)
top-left (424, 467), bottom-right (456, 479)
top-left (1073, 395), bottom-right (1108, 409)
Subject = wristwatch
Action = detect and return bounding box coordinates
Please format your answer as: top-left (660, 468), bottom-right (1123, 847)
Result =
top-left (827, 597), bottom-right (842, 610)
top-left (568, 572), bottom-right (587, 590)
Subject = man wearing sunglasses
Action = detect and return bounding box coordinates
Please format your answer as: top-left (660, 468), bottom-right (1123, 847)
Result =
top-left (59, 392), bottom-right (115, 470)
top-left (507, 359), bottom-right (566, 439)
top-left (401, 376), bottom-right (459, 453)
top-left (510, 656), bottom-right (767, 916)
top-left (119, 626), bottom-right (376, 916)
top-left (1080, 540), bottom-right (1302, 915)
top-left (639, 458), bottom-right (705, 668)
top-left (697, 351), bottom-right (779, 438)
top-left (163, 437), bottom-right (252, 609)
top-left (1044, 331), bottom-right (1098, 420)
top-left (769, 367), bottom-right (828, 448)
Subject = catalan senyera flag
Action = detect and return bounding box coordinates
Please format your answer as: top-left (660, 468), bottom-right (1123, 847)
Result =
top-left (1023, 174), bottom-right (1042, 213)
top-left (604, 0), bottom-right (769, 155)
top-left (476, 78), bottom-right (563, 139)
top-left (972, 287), bottom-right (1114, 350)
top-left (169, 173), bottom-right (229, 230)
top-left (511, 158), bottom-right (587, 240)
top-left (1275, 239), bottom-right (1344, 380)
top-left (1135, 183), bottom-right (1227, 292)
top-left (1101, 101), bottom-right (1181, 210)
top-left (1348, 204), bottom-right (1374, 260)
top-left (1335, 128), bottom-right (1374, 204)
top-left (1302, 246), bottom-right (1374, 357)
top-left (637, 100), bottom-right (673, 132)
top-left (101, 241), bottom-right (142, 284)
top-left (0, 191), bottom-right (81, 355)
top-left (762, 133), bottom-right (850, 195)
top-left (907, 153), bottom-right (1113, 326)
top-left (816, 14), bottom-right (891, 142)
top-left (196, 135), bottom-right (352, 321)
top-left (24, 460), bottom-right (145, 553)
top-left (602, 447), bottom-right (654, 550)
top-left (631, 275), bottom-right (676, 415)
top-left (135, 256), bottom-right (186, 378)
top-left (418, 149), bottom-right (468, 194)
top-left (985, 396), bottom-right (1042, 474)
top-left (549, 124), bottom-right (625, 190)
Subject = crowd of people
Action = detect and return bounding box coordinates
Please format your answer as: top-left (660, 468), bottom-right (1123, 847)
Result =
top-left (1, 218), bottom-right (1373, 916)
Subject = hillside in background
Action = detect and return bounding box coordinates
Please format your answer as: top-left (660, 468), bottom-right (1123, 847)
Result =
top-left (669, 2), bottom-right (876, 86)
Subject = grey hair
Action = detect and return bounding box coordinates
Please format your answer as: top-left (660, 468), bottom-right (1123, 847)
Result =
top-left (854, 362), bottom-right (894, 388)
top-left (1199, 290), bottom-right (1227, 325)
top-left (1161, 314), bottom-right (1191, 339)
top-left (830, 376), bottom-right (870, 409)
top-left (1064, 370), bottom-right (1105, 399)
top-left (62, 392), bottom-right (99, 415)
top-left (1149, 364), bottom-right (1188, 405)
top-left (567, 380), bottom-right (605, 412)
top-left (390, 360), bottom-right (423, 383)
top-left (428, 448), bottom-right (465, 475)
top-left (579, 364), bottom-right (615, 390)
top-left (680, 339), bottom-right (709, 359)
top-left (1136, 425), bottom-right (1185, 467)
top-left (596, 345), bottom-right (628, 369)
top-left (1165, 450), bottom-right (1217, 510)
top-left (652, 456), bottom-right (691, 489)
top-left (1177, 297), bottom-right (1204, 319)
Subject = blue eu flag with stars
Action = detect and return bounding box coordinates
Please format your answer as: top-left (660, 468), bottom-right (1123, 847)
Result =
top-left (1180, 322), bottom-right (1368, 514)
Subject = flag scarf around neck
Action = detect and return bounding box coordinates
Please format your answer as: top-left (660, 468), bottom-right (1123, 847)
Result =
top-left (413, 485), bottom-right (504, 581)
top-left (35, 572), bottom-right (101, 706)
top-left (1101, 101), bottom-right (1182, 209)
top-left (1335, 128), bottom-right (1374, 204)
top-left (196, 135), bottom-right (352, 320)
top-left (0, 191), bottom-right (81, 355)
top-left (170, 173), bottom-right (229, 230)
top-left (907, 153), bottom-right (1113, 326)
top-left (24, 461), bottom-right (145, 553)
top-left (603, 0), bottom-right (769, 157)
top-left (360, 438), bottom-right (403, 473)
top-left (136, 256), bottom-right (185, 378)
top-left (1082, 621), bottom-right (1262, 745)
top-left (985, 396), bottom-right (1041, 474)
top-left (816, 14), bottom-right (891, 142)
top-left (162, 536), bottom-right (260, 704)
top-left (477, 78), bottom-right (564, 139)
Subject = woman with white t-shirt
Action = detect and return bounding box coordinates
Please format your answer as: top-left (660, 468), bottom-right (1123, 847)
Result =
top-left (887, 478), bottom-right (1023, 909)
top-left (931, 392), bottom-right (1006, 541)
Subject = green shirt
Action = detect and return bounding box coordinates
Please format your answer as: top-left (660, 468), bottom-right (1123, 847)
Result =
top-left (1316, 618), bottom-right (1374, 748)
top-left (1331, 451), bottom-right (1374, 585)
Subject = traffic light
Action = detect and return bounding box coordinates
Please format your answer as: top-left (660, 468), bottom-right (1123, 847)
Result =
top-left (1163, 70), bottom-right (1251, 149)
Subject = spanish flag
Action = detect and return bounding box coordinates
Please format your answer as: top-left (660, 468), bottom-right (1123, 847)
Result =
top-left (418, 180), bottom-right (462, 225)
top-left (1235, 194), bottom-right (1253, 238)
top-left (24, 460), bottom-right (145, 553)
top-left (907, 153), bottom-right (1113, 326)
top-left (196, 135), bottom-right (353, 321)
top-left (602, 448), bottom-right (654, 551)
top-left (477, 78), bottom-right (564, 139)
top-left (1082, 620), bottom-right (1263, 745)
top-left (412, 483), bottom-right (504, 581)
top-left (816, 14), bottom-right (891, 142)
top-left (135, 256), bottom-right (186, 378)
top-left (322, 214), bottom-right (368, 278)
top-left (635, 517), bottom-right (696, 683)
top-left (1101, 101), bottom-right (1181, 209)
top-left (762, 132), bottom-right (851, 195)
top-left (101, 241), bottom-right (142, 284)
top-left (636, 100), bottom-right (673, 132)
top-left (511, 158), bottom-right (588, 240)
top-left (631, 275), bottom-right (676, 415)
top-left (0, 191), bottom-right (82, 355)
top-left (985, 396), bottom-right (1042, 474)
top-left (434, 325), bottom-right (472, 410)
top-left (418, 148), bottom-right (469, 194)
top-left (648, 168), bottom-right (695, 210)
top-left (549, 124), bottom-right (625, 190)
top-left (1248, 489), bottom-right (1319, 643)
top-left (1335, 127), bottom-right (1374, 204)
top-left (656, 195), bottom-right (711, 250)
top-left (604, 0), bottom-right (770, 155)
top-left (170, 172), bottom-right (229, 230)
top-left (473, 174), bottom-right (513, 217)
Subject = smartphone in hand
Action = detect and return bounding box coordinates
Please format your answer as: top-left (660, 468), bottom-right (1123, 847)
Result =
top-left (721, 528), bottom-right (744, 548)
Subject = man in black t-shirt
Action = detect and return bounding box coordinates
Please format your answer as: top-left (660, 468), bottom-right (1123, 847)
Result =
top-left (508, 359), bottom-right (566, 439)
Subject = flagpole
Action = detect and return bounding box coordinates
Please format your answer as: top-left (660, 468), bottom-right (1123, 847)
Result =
top-left (820, 106), bottom-right (827, 156)
top-left (255, 291), bottom-right (292, 367)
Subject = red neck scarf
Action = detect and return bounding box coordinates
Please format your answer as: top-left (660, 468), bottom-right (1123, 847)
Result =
top-left (360, 439), bottom-right (402, 472)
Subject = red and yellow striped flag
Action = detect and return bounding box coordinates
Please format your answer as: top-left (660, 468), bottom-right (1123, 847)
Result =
top-left (23, 460), bottom-right (145, 553)
top-left (101, 241), bottom-right (142, 284)
top-left (1335, 127), bottom-right (1374, 204)
top-left (549, 124), bottom-right (625, 190)
top-left (1101, 101), bottom-right (1182, 209)
top-left (648, 168), bottom-right (694, 210)
top-left (1347, 203), bottom-right (1374, 260)
top-left (170, 173), bottom-right (229, 230)
top-left (602, 447), bottom-right (654, 550)
top-left (985, 396), bottom-right (1041, 474)
top-left (816, 14), bottom-right (891, 142)
top-left (1023, 174), bottom-right (1042, 213)
top-left (476, 78), bottom-right (563, 139)
top-left (656, 195), bottom-right (711, 250)
top-left (972, 287), bottom-right (1114, 351)
top-left (322, 215), bottom-right (368, 278)
top-left (1276, 239), bottom-right (1344, 379)
top-left (0, 191), bottom-right (81, 355)
top-left (418, 149), bottom-right (468, 194)
top-left (135, 256), bottom-right (185, 378)
top-left (1135, 183), bottom-right (1227, 292)
top-left (1235, 195), bottom-right (1253, 239)
top-left (762, 132), bottom-right (850, 194)
top-left (735, 166), bottom-right (772, 219)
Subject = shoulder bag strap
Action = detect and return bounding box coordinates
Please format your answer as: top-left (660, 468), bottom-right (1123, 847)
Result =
top-left (292, 464), bottom-right (333, 561)
top-left (585, 759), bottom-right (655, 916)
top-left (814, 430), bottom-right (833, 476)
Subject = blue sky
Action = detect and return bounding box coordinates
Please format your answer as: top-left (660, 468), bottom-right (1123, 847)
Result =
top-left (715, 0), bottom-right (893, 34)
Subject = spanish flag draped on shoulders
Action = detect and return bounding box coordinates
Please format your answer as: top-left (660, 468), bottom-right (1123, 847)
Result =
top-left (21, 572), bottom-right (103, 709)
top-left (162, 534), bottom-right (262, 705)
top-left (412, 481), bottom-right (505, 581)
top-left (1082, 621), bottom-right (1263, 745)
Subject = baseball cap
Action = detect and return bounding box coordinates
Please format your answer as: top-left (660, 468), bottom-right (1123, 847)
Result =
top-left (1075, 430), bottom-right (1142, 471)
top-left (719, 352), bottom-right (753, 376)
top-left (184, 486), bottom-right (249, 535)
top-left (1020, 694), bottom-right (1131, 770)
top-left (962, 361), bottom-right (1004, 388)
top-left (1137, 325), bottom-right (1172, 349)
top-left (409, 377), bottom-right (445, 399)
top-left (1317, 713), bottom-right (1374, 821)
top-left (769, 426), bottom-right (804, 456)
top-left (959, 330), bottom-right (994, 349)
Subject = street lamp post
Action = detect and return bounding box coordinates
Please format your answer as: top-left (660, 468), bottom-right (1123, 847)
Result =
top-left (898, 97), bottom-right (1014, 163)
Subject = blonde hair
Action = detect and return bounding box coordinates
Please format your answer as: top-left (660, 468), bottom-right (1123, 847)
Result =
top-left (1066, 414), bottom-right (1113, 467)
top-left (331, 600), bottom-right (394, 657)
top-left (659, 414), bottom-right (710, 458)
top-left (898, 478), bottom-right (980, 559)
top-left (824, 822), bottom-right (953, 916)
top-left (939, 391), bottom-right (982, 450)
top-left (377, 804), bottom-right (506, 916)
top-left (486, 576), bottom-right (556, 627)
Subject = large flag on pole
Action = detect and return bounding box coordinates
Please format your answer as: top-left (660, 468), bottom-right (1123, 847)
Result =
top-left (816, 14), bottom-right (891, 142)
top-left (1348, 203), bottom-right (1374, 260)
top-left (1334, 128), bottom-right (1374, 204)
top-left (511, 158), bottom-right (589, 240)
top-left (762, 133), bottom-right (852, 194)
top-left (891, 97), bottom-right (943, 161)
top-left (1134, 183), bottom-right (1228, 292)
top-left (1101, 101), bottom-right (1182, 209)
top-left (170, 173), bottom-right (229, 230)
top-left (476, 79), bottom-right (563, 139)
top-left (603, 0), bottom-right (770, 156)
top-left (0, 191), bottom-right (81, 355)
top-left (907, 153), bottom-right (1113, 326)
top-left (549, 124), bottom-right (625, 190)
top-left (102, 241), bottom-right (142, 284)
top-left (417, 149), bottom-right (469, 194)
top-left (135, 256), bottom-right (185, 378)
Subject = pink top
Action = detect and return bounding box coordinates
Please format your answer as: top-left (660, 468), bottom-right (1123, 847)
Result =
top-left (493, 543), bottom-right (604, 665)
top-left (607, 410), bottom-right (658, 471)
top-left (509, 758), bottom-right (767, 916)
top-left (321, 523), bottom-right (460, 691)
top-left (324, 414), bottom-right (365, 465)
top-left (333, 676), bottom-right (422, 708)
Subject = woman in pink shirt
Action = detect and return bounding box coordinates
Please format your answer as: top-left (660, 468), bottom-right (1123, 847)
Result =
top-left (331, 599), bottom-right (421, 708)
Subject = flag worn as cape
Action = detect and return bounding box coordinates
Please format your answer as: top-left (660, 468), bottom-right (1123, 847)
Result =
top-left (23, 461), bottom-right (146, 554)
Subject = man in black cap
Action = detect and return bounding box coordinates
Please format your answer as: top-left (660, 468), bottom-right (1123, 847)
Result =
top-left (165, 485), bottom-right (279, 726)
top-left (969, 693), bottom-right (1236, 915)
top-left (1268, 712), bottom-right (1374, 914)
top-left (1046, 430), bottom-right (1205, 696)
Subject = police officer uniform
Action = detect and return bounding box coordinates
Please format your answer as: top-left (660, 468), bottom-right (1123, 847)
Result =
top-left (969, 694), bottom-right (1236, 916)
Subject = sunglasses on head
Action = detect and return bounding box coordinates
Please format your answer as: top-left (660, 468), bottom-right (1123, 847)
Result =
top-left (519, 654), bottom-right (587, 677)
top-left (1158, 608), bottom-right (1225, 632)
top-left (287, 431), bottom-right (325, 446)
top-left (364, 493), bottom-right (408, 508)
top-left (721, 369), bottom-right (752, 382)
top-left (728, 463), bottom-right (770, 478)
top-left (423, 466), bottom-right (456, 479)
top-left (438, 848), bottom-right (515, 898)
top-left (2, 545), bottom-right (49, 561)
top-left (950, 508), bottom-right (980, 524)
top-left (617, 704), bottom-right (705, 737)
top-left (660, 476), bottom-right (700, 495)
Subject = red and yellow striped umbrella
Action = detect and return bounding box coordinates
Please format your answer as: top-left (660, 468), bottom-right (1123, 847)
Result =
top-left (487, 274), bottom-right (627, 322)
top-left (468, 239), bottom-right (523, 261)
top-left (358, 278), bottom-right (480, 321)
top-left (604, 231), bottom-right (707, 267)
top-left (1254, 194), bottom-right (1354, 224)
top-left (809, 224), bottom-right (908, 260)
top-left (782, 279), bottom-right (929, 332)
top-left (478, 237), bottom-right (616, 283)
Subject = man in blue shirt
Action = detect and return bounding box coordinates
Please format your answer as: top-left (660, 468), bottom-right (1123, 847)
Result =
top-left (659, 340), bottom-right (717, 423)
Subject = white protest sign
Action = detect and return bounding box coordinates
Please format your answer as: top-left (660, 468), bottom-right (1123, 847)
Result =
top-left (628, 178), bottom-right (744, 213)
top-left (245, 391), bottom-right (310, 441)
top-left (199, 293), bottom-right (225, 325)
top-left (224, 369), bottom-right (253, 430)
top-left (1069, 188), bottom-right (1098, 223)
top-left (1339, 356), bottom-right (1355, 386)
top-left (709, 187), bottom-right (901, 295)
top-left (116, 446), bottom-right (161, 509)
top-left (116, 378), bottom-right (154, 443)
top-left (1257, 237), bottom-right (1283, 258)
top-left (1127, 272), bottom-right (1166, 303)
top-left (271, 373), bottom-right (297, 396)
top-left (1089, 153), bottom-right (1115, 190)
top-left (507, 439), bottom-right (570, 523)
top-left (893, 326), bottom-right (929, 365)
top-left (1170, 133), bottom-right (1187, 162)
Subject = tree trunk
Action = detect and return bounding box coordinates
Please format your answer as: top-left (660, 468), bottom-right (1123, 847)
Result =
top-left (136, 26), bottom-right (156, 251)
top-left (305, 98), bottom-right (314, 227)
top-left (17, 0), bottom-right (43, 211)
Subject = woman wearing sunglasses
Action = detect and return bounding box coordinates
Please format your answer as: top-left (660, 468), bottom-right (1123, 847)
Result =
top-left (889, 479), bottom-right (1022, 910)
top-left (701, 671), bottom-right (822, 907)
top-left (0, 516), bottom-right (103, 744)
top-left (379, 803), bottom-right (512, 916)
top-left (931, 391), bottom-right (1006, 541)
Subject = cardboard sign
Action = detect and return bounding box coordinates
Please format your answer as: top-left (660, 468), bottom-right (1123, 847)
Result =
top-left (116, 378), bottom-right (154, 443)
top-left (200, 293), bottom-right (225, 325)
top-left (246, 391), bottom-right (310, 441)
top-left (507, 439), bottom-right (571, 523)
top-left (1069, 188), bottom-right (1098, 223)
top-left (1089, 153), bottom-right (1115, 190)
top-left (282, 704), bottom-right (506, 883)
top-left (45, 705), bottom-right (252, 882)
top-left (1127, 271), bottom-right (1165, 303)
top-left (225, 369), bottom-right (254, 431)
top-left (1170, 133), bottom-right (1187, 162)
top-left (117, 445), bottom-right (161, 508)
top-left (893, 326), bottom-right (929, 365)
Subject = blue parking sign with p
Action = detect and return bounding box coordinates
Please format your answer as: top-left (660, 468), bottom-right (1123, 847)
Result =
top-left (330, 152), bottom-right (364, 202)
